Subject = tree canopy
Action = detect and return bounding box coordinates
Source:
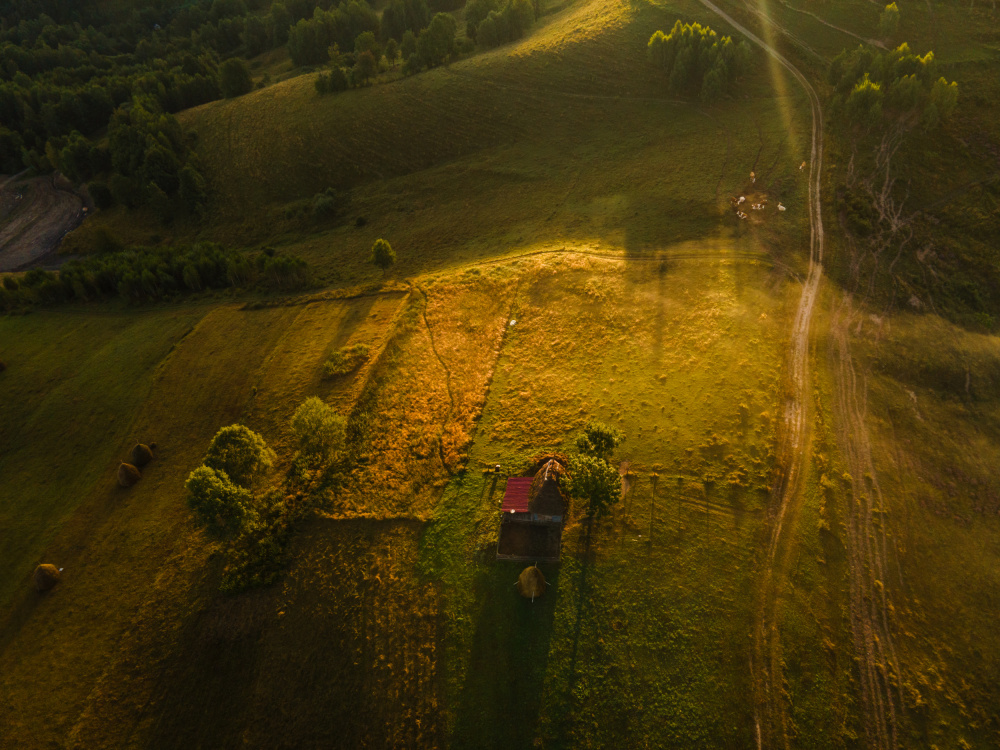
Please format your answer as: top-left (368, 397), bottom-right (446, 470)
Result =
top-left (648, 20), bottom-right (752, 102)
top-left (291, 397), bottom-right (347, 464)
top-left (829, 43), bottom-right (958, 134)
top-left (204, 424), bottom-right (275, 489)
top-left (565, 453), bottom-right (622, 519)
top-left (575, 421), bottom-right (624, 461)
top-left (370, 238), bottom-right (396, 271)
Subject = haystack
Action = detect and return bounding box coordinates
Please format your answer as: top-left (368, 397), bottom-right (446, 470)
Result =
top-left (130, 443), bottom-right (154, 468)
top-left (117, 462), bottom-right (141, 488)
top-left (528, 459), bottom-right (567, 517)
top-left (33, 564), bottom-right (61, 592)
top-left (517, 564), bottom-right (546, 601)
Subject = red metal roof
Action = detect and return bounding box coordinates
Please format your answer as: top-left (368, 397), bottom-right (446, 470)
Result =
top-left (501, 477), bottom-right (533, 513)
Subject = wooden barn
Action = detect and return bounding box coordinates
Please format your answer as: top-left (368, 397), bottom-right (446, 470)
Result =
top-left (496, 458), bottom-right (567, 562)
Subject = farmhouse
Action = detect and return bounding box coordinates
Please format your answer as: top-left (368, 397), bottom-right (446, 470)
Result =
top-left (496, 457), bottom-right (568, 562)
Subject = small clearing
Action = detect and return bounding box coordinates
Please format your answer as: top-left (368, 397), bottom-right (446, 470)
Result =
top-left (0, 175), bottom-right (85, 272)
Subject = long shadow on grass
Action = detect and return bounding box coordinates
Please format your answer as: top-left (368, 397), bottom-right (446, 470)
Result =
top-left (451, 561), bottom-right (560, 750)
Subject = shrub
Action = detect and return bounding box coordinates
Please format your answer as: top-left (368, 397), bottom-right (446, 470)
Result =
top-left (3, 275), bottom-right (20, 291)
top-left (291, 396), bottom-right (347, 463)
top-left (203, 424), bottom-right (275, 489)
top-left (219, 57), bottom-right (254, 97)
top-left (312, 187), bottom-right (348, 216)
top-left (322, 343), bottom-right (370, 377)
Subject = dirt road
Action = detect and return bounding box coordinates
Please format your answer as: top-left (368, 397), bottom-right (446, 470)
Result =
top-left (0, 175), bottom-right (85, 272)
top-left (692, 1), bottom-right (825, 747)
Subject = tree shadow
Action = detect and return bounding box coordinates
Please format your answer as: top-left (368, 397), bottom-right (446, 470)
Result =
top-left (451, 561), bottom-right (560, 750)
top-left (546, 519), bottom-right (594, 747)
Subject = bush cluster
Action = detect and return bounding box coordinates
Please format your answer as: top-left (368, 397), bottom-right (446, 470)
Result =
top-left (322, 343), bottom-right (370, 377)
top-left (647, 20), bottom-right (752, 102)
top-left (0, 243), bottom-right (312, 310)
top-left (185, 424), bottom-right (287, 593)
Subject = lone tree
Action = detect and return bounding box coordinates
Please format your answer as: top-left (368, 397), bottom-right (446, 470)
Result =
top-left (566, 453), bottom-right (622, 519)
top-left (575, 421), bottom-right (624, 462)
top-left (203, 424), bottom-right (275, 489)
top-left (219, 58), bottom-right (253, 98)
top-left (879, 3), bottom-right (900, 39)
top-left (291, 396), bottom-right (346, 464)
top-left (370, 238), bottom-right (396, 273)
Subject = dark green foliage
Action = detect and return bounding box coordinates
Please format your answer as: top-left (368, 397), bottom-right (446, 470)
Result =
top-left (475, 0), bottom-right (534, 48)
top-left (0, 243), bottom-right (312, 310)
top-left (565, 452), bottom-right (622, 518)
top-left (465, 0), bottom-right (497, 40)
top-left (400, 29), bottom-right (418, 60)
top-left (204, 423), bottom-right (274, 489)
top-left (829, 44), bottom-right (958, 134)
top-left (311, 187), bottom-right (349, 216)
top-left (647, 20), bottom-right (752, 102)
top-left (186, 424), bottom-right (289, 593)
top-left (353, 49), bottom-right (378, 83)
top-left (381, 0), bottom-right (430, 43)
top-left (385, 38), bottom-right (399, 66)
top-left (88, 180), bottom-right (113, 210)
top-left (287, 3), bottom-right (380, 67)
top-left (178, 163), bottom-right (209, 216)
top-left (315, 66), bottom-right (350, 93)
top-left (185, 464), bottom-right (257, 537)
top-left (575, 421), bottom-right (624, 461)
top-left (416, 13), bottom-right (457, 67)
top-left (219, 58), bottom-right (254, 98)
top-left (370, 237), bottom-right (396, 271)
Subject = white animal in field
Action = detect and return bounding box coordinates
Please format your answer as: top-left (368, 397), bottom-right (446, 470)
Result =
top-left (778, 203), bottom-right (786, 211)
top-left (738, 196), bottom-right (745, 204)
top-left (750, 171), bottom-right (756, 183)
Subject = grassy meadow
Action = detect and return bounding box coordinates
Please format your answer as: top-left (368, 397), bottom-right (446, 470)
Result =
top-left (3, 0), bottom-right (1000, 745)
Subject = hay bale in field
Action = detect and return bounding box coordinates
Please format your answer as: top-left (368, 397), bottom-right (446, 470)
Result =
top-left (33, 564), bottom-right (61, 592)
top-left (528, 458), bottom-right (567, 517)
top-left (517, 564), bottom-right (546, 601)
top-left (130, 443), bottom-right (154, 468)
top-left (117, 462), bottom-right (141, 488)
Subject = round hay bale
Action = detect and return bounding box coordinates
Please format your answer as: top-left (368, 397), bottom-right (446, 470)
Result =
top-left (117, 462), bottom-right (141, 488)
top-left (517, 565), bottom-right (546, 601)
top-left (33, 564), bottom-right (61, 592)
top-left (130, 443), bottom-right (154, 468)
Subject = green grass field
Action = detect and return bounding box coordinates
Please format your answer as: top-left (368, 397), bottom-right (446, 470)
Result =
top-left (3, 0), bottom-right (1000, 745)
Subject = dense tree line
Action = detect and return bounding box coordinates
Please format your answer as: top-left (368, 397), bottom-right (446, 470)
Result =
top-left (465, 0), bottom-right (534, 48)
top-left (829, 43), bottom-right (958, 133)
top-left (647, 20), bottom-right (752, 102)
top-left (0, 243), bottom-right (311, 309)
top-left (0, 0), bottom-right (476, 184)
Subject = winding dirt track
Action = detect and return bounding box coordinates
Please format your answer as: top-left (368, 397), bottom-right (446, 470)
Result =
top-left (692, 1), bottom-right (825, 747)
